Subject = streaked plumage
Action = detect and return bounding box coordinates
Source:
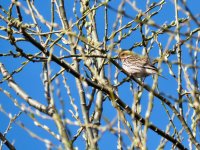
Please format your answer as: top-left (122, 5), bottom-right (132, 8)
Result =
top-left (118, 51), bottom-right (158, 78)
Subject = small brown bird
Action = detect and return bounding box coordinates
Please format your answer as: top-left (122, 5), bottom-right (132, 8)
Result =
top-left (118, 50), bottom-right (159, 78)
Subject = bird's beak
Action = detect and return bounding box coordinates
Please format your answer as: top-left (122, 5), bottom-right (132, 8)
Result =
top-left (116, 49), bottom-right (122, 59)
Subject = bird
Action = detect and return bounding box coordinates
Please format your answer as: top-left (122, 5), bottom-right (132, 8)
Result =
top-left (118, 50), bottom-right (160, 78)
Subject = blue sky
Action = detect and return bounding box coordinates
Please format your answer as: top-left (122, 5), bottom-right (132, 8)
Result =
top-left (0, 0), bottom-right (200, 149)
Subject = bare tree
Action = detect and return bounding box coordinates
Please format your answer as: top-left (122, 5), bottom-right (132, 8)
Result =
top-left (0, 0), bottom-right (200, 149)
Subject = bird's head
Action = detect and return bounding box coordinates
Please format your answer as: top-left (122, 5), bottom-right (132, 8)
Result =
top-left (118, 50), bottom-right (133, 60)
